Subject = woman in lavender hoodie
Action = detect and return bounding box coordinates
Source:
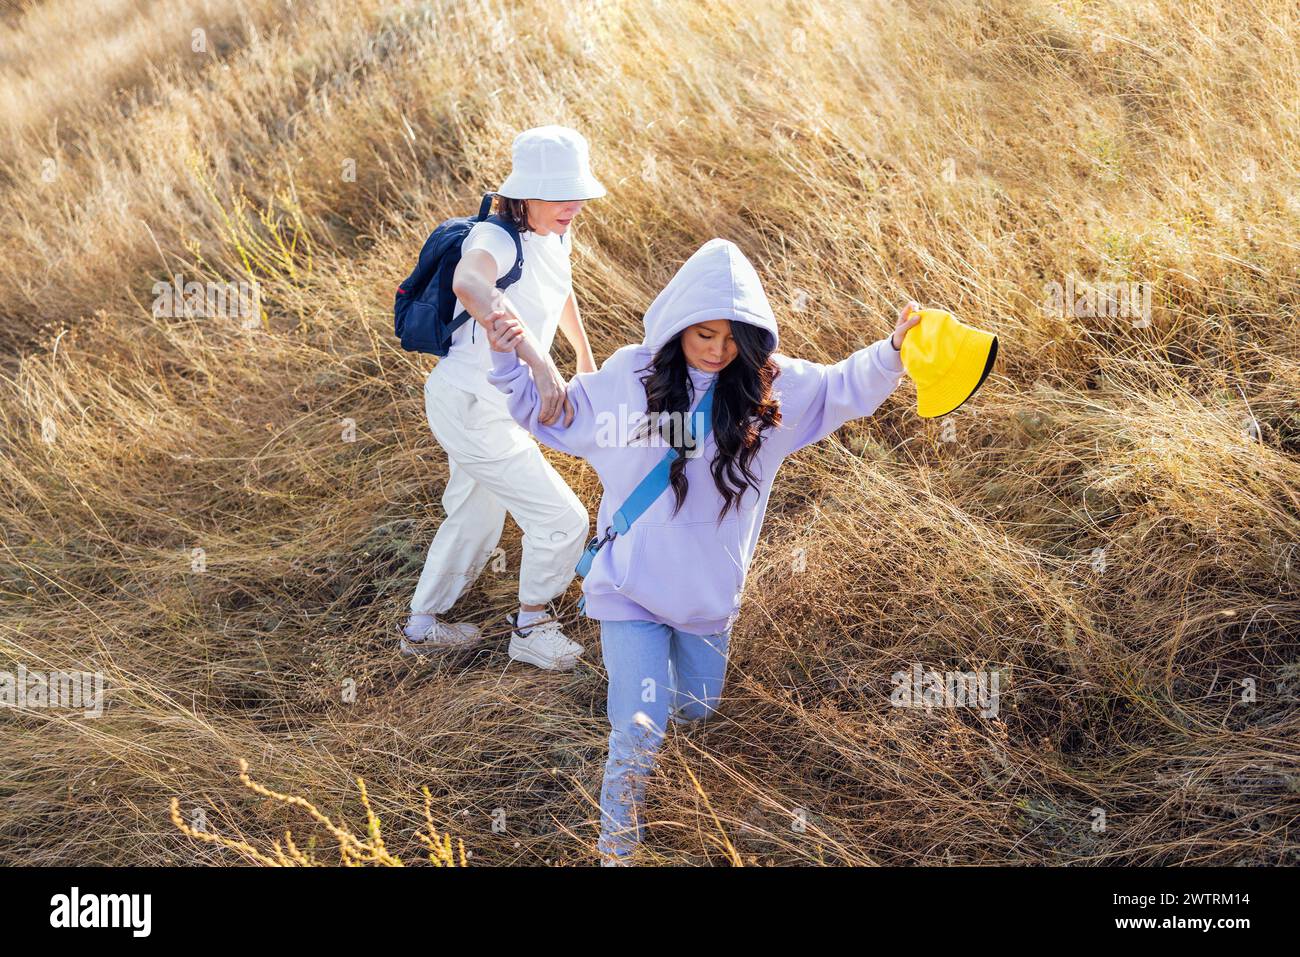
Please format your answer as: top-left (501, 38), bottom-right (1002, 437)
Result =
top-left (485, 238), bottom-right (921, 862)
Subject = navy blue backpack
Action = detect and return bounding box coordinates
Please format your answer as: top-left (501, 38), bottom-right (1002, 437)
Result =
top-left (393, 192), bottom-right (524, 356)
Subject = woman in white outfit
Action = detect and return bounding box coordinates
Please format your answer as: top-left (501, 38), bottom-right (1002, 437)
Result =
top-left (403, 126), bottom-right (605, 671)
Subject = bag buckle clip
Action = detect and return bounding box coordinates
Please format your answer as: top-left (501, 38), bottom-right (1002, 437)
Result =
top-left (575, 525), bottom-right (615, 578)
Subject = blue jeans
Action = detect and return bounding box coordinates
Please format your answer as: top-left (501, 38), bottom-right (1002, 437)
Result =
top-left (597, 618), bottom-right (731, 858)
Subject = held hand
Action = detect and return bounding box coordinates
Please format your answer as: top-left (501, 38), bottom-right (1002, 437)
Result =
top-left (534, 354), bottom-right (576, 427)
top-left (892, 301), bottom-right (923, 350)
top-left (487, 311), bottom-right (524, 352)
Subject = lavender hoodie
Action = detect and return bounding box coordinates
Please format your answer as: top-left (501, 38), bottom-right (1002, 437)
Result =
top-left (488, 238), bottom-right (905, 635)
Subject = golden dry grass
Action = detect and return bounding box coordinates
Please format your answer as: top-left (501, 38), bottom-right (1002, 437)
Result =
top-left (1, 0), bottom-right (1297, 865)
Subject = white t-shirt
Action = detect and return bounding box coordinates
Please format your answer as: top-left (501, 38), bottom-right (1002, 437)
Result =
top-left (429, 221), bottom-right (573, 403)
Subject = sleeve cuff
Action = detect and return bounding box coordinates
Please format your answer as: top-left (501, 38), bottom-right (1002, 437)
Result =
top-left (489, 346), bottom-right (521, 373)
top-left (880, 336), bottom-right (904, 373)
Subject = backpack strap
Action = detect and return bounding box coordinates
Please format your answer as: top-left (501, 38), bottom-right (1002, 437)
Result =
top-left (484, 213), bottom-right (525, 288)
top-left (466, 192), bottom-right (525, 347)
top-left (575, 379), bottom-right (716, 587)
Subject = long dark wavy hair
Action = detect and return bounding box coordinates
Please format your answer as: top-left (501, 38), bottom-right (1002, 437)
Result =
top-left (634, 322), bottom-right (782, 521)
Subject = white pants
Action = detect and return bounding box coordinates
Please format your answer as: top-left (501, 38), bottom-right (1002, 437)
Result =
top-left (409, 371), bottom-right (589, 614)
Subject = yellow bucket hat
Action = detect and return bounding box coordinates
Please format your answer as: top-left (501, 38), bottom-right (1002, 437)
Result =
top-left (899, 309), bottom-right (998, 418)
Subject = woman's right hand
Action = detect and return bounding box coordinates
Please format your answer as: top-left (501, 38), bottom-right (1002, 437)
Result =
top-left (486, 309), bottom-right (574, 427)
top-left (533, 354), bottom-right (575, 427)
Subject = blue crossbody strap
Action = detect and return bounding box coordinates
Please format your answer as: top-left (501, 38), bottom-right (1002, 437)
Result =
top-left (575, 379), bottom-right (716, 585)
top-left (612, 379), bottom-right (716, 532)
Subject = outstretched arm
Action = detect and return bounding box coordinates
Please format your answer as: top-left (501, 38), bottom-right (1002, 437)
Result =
top-left (450, 248), bottom-right (546, 368)
top-left (783, 303), bottom-right (921, 452)
top-left (485, 312), bottom-right (603, 460)
top-left (451, 245), bottom-right (573, 426)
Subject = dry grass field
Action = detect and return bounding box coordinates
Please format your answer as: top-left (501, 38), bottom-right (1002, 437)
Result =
top-left (1, 0), bottom-right (1297, 865)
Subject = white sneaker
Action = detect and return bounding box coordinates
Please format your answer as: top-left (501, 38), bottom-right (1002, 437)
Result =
top-left (507, 613), bottom-right (583, 671)
top-left (399, 618), bottom-right (483, 657)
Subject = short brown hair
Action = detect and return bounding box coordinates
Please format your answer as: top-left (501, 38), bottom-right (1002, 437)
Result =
top-left (493, 195), bottom-right (532, 233)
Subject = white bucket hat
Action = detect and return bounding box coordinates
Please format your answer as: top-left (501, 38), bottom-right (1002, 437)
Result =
top-left (496, 125), bottom-right (606, 201)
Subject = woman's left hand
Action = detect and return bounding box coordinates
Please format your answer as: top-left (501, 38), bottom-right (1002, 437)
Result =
top-left (487, 311), bottom-right (525, 352)
top-left (892, 301), bottom-right (923, 350)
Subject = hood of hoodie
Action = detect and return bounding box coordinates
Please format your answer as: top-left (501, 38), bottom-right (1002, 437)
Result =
top-left (641, 239), bottom-right (780, 356)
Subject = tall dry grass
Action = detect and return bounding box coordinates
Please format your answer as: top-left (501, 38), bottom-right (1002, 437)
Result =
top-left (0, 0), bottom-right (1297, 865)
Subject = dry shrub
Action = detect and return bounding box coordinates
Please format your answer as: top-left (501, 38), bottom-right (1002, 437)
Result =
top-left (169, 760), bottom-right (465, 865)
